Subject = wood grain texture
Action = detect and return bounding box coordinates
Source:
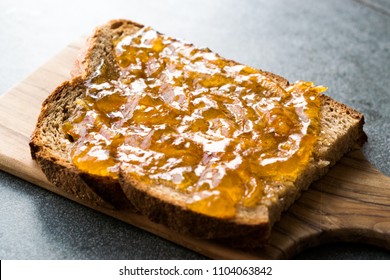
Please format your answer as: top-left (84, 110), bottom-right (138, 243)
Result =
top-left (1, 39), bottom-right (389, 259)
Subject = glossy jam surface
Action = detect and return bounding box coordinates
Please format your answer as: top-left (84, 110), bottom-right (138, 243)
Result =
top-left (64, 27), bottom-right (325, 218)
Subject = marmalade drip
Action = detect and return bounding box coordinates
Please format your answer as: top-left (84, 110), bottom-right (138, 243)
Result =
top-left (64, 27), bottom-right (326, 218)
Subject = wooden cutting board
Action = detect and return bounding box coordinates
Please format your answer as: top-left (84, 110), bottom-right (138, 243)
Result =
top-left (1, 39), bottom-right (390, 259)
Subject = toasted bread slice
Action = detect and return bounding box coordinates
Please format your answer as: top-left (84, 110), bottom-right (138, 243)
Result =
top-left (119, 94), bottom-right (366, 241)
top-left (30, 19), bottom-right (366, 245)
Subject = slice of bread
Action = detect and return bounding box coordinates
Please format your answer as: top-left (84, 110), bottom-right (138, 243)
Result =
top-left (30, 19), bottom-right (366, 245)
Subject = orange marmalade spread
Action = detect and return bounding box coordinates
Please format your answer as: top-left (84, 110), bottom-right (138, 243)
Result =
top-left (64, 27), bottom-right (326, 218)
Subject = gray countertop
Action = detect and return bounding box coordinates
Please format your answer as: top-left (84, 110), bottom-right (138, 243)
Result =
top-left (0, 0), bottom-right (389, 259)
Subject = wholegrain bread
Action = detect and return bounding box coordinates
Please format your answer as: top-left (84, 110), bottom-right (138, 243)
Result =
top-left (30, 19), bottom-right (366, 245)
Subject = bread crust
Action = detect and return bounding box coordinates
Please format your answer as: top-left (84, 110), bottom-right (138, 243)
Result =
top-left (30, 19), bottom-right (366, 245)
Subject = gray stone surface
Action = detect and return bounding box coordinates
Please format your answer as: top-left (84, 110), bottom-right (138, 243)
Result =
top-left (0, 0), bottom-right (389, 259)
